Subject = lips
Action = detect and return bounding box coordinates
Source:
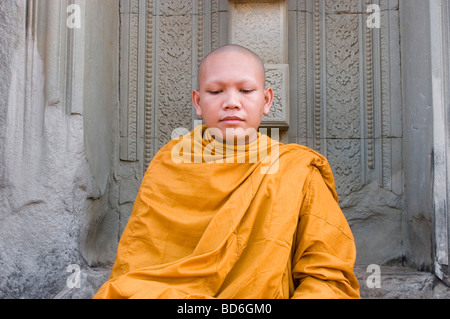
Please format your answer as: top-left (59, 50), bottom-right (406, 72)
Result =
top-left (221, 116), bottom-right (243, 122)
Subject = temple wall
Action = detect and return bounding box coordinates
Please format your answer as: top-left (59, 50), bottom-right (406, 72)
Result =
top-left (112, 0), bottom-right (404, 267)
top-left (0, 0), bottom-right (449, 298)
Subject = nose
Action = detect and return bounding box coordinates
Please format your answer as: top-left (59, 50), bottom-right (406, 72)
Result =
top-left (222, 90), bottom-right (242, 110)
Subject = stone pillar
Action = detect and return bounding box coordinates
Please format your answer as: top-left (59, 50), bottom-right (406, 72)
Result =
top-left (400, 0), bottom-right (436, 272)
top-left (400, 0), bottom-right (450, 278)
top-left (0, 0), bottom-right (119, 298)
top-left (429, 0), bottom-right (450, 283)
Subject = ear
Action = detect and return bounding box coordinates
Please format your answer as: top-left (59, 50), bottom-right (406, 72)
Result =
top-left (192, 90), bottom-right (203, 117)
top-left (262, 87), bottom-right (274, 115)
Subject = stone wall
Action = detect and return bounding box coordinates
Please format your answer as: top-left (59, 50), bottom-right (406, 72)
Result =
top-left (400, 0), bottom-right (434, 272)
top-left (0, 0), bottom-right (119, 298)
top-left (1, 0), bottom-right (449, 299)
top-left (94, 0), bottom-right (450, 297)
top-left (400, 0), bottom-right (450, 281)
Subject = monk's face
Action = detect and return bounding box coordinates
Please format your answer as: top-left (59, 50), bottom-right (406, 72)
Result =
top-left (193, 52), bottom-right (273, 144)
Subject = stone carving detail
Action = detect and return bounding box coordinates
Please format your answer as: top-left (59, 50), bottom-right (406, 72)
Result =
top-left (197, 0), bottom-right (204, 68)
top-left (144, 0), bottom-right (154, 168)
top-left (313, 0), bottom-right (322, 152)
top-left (229, 0), bottom-right (289, 128)
top-left (325, 1), bottom-right (360, 140)
top-left (327, 140), bottom-right (361, 196)
top-left (323, 0), bottom-right (363, 195)
top-left (303, 0), bottom-right (402, 198)
top-left (263, 64), bottom-right (289, 127)
top-left (141, 0), bottom-right (207, 165)
top-left (365, 0), bottom-right (375, 169)
top-left (380, 17), bottom-right (392, 190)
top-left (120, 0), bottom-right (402, 200)
top-left (296, 0), bottom-right (308, 147)
top-left (229, 1), bottom-right (285, 64)
top-left (158, 0), bottom-right (192, 15)
top-left (211, 0), bottom-right (220, 50)
top-left (120, 0), bottom-right (205, 167)
top-left (156, 1), bottom-right (194, 151)
top-left (119, 0), bottom-right (140, 162)
top-left (326, 0), bottom-right (361, 12)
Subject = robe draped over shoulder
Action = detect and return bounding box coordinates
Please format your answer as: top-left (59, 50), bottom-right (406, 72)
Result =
top-left (94, 126), bottom-right (360, 299)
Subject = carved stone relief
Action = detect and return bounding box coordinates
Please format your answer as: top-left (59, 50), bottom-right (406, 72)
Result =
top-left (290, 0), bottom-right (403, 264)
top-left (119, 0), bottom-right (204, 169)
top-left (119, 0), bottom-right (140, 162)
top-left (229, 0), bottom-right (290, 128)
top-left (229, 0), bottom-right (288, 64)
top-left (263, 64), bottom-right (289, 127)
top-left (118, 0), bottom-right (402, 197)
top-left (292, 0), bottom-right (402, 198)
top-left (117, 0), bottom-right (404, 264)
top-left (146, 0), bottom-right (205, 167)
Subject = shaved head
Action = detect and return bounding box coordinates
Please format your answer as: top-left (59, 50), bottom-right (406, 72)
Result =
top-left (192, 43), bottom-right (273, 144)
top-left (198, 44), bottom-right (266, 89)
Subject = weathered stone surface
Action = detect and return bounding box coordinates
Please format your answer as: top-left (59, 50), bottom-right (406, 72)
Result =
top-left (355, 265), bottom-right (450, 299)
top-left (53, 267), bottom-right (111, 299)
top-left (0, 0), bottom-right (119, 299)
top-left (342, 180), bottom-right (403, 265)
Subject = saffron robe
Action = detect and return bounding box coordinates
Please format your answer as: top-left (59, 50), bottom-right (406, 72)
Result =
top-left (94, 126), bottom-right (360, 299)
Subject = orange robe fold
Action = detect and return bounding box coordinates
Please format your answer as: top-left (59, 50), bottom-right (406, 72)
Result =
top-left (94, 126), bottom-right (360, 299)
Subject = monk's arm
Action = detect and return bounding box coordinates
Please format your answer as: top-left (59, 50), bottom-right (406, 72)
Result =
top-left (290, 168), bottom-right (360, 299)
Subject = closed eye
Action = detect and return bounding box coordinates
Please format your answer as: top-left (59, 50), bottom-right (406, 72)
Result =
top-left (241, 89), bottom-right (255, 94)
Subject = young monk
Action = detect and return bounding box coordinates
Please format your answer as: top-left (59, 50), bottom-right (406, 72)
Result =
top-left (94, 44), bottom-right (360, 299)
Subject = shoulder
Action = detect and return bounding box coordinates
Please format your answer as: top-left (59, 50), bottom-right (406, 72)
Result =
top-left (279, 143), bottom-right (325, 160)
top-left (141, 137), bottom-right (182, 180)
top-left (278, 143), bottom-right (339, 201)
top-left (147, 135), bottom-right (188, 165)
top-left (278, 143), bottom-right (332, 173)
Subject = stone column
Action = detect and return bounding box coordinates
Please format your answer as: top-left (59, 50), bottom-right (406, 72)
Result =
top-left (430, 0), bottom-right (450, 284)
top-left (0, 0), bottom-right (119, 298)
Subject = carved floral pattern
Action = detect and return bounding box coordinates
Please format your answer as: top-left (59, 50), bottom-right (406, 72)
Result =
top-left (231, 2), bottom-right (283, 64)
top-left (156, 1), bottom-right (195, 150)
top-left (327, 139), bottom-right (361, 196)
top-left (264, 67), bottom-right (285, 121)
top-left (324, 0), bottom-right (362, 195)
top-left (326, 11), bottom-right (360, 139)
